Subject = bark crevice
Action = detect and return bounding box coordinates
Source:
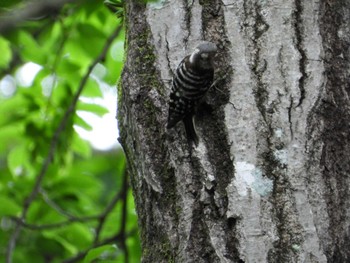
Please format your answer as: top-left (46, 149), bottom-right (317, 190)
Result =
top-left (293, 0), bottom-right (307, 107)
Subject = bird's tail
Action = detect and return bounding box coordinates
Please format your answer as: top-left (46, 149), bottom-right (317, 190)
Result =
top-left (183, 115), bottom-right (199, 146)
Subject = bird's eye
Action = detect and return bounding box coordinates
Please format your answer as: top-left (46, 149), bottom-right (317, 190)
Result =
top-left (201, 53), bottom-right (209, 59)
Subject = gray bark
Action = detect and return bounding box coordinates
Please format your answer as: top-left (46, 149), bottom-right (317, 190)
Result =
top-left (118, 0), bottom-right (350, 262)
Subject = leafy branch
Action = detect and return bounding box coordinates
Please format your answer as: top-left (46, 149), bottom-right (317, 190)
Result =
top-left (62, 229), bottom-right (138, 263)
top-left (5, 24), bottom-right (123, 263)
top-left (8, 168), bottom-right (132, 262)
top-left (62, 169), bottom-right (133, 263)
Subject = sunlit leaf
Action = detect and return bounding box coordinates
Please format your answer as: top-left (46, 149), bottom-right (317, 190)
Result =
top-left (0, 95), bottom-right (28, 126)
top-left (84, 244), bottom-right (119, 263)
top-left (0, 37), bottom-right (12, 69)
top-left (64, 39), bottom-right (91, 67)
top-left (77, 101), bottom-right (109, 116)
top-left (71, 132), bottom-right (91, 158)
top-left (0, 124), bottom-right (23, 154)
top-left (74, 114), bottom-right (93, 131)
top-left (81, 77), bottom-right (103, 98)
top-left (77, 23), bottom-right (106, 58)
top-left (7, 144), bottom-right (28, 177)
top-left (16, 30), bottom-right (46, 65)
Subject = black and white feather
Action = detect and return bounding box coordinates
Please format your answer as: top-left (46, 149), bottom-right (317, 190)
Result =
top-left (167, 41), bottom-right (217, 146)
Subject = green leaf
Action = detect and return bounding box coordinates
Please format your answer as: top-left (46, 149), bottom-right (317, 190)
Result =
top-left (81, 78), bottom-right (103, 98)
top-left (43, 230), bottom-right (78, 255)
top-left (71, 132), bottom-right (91, 158)
top-left (82, 1), bottom-right (104, 18)
top-left (64, 39), bottom-right (91, 67)
top-left (16, 30), bottom-right (46, 65)
top-left (74, 114), bottom-right (93, 131)
top-left (43, 223), bottom-right (93, 254)
top-left (77, 101), bottom-right (109, 116)
top-left (26, 199), bottom-right (65, 224)
top-left (76, 24), bottom-right (106, 58)
top-left (7, 144), bottom-right (28, 177)
top-left (84, 244), bottom-right (119, 263)
top-left (0, 37), bottom-right (12, 69)
top-left (56, 59), bottom-right (81, 78)
top-left (0, 196), bottom-right (21, 216)
top-left (0, 123), bottom-right (23, 154)
top-left (0, 95), bottom-right (28, 126)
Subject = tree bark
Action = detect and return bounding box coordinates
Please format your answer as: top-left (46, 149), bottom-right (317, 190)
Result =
top-left (118, 0), bottom-right (350, 262)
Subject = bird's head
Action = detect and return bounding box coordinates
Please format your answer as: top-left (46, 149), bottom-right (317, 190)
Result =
top-left (189, 41), bottom-right (217, 69)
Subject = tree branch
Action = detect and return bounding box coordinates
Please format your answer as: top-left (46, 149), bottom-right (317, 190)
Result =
top-left (0, 0), bottom-right (76, 34)
top-left (61, 228), bottom-right (138, 263)
top-left (9, 215), bottom-right (99, 230)
top-left (9, 184), bottom-right (124, 231)
top-left (93, 173), bottom-right (125, 245)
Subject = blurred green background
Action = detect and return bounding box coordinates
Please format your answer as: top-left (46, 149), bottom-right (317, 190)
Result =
top-left (0, 0), bottom-right (141, 262)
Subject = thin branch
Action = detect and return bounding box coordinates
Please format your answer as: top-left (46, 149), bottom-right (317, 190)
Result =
top-left (0, 0), bottom-right (76, 34)
top-left (9, 215), bottom-right (99, 230)
top-left (9, 181), bottom-right (124, 231)
top-left (5, 24), bottom-right (123, 263)
top-left (62, 228), bottom-right (138, 263)
top-left (44, 17), bottom-right (72, 114)
top-left (39, 188), bottom-right (78, 219)
top-left (93, 186), bottom-right (123, 245)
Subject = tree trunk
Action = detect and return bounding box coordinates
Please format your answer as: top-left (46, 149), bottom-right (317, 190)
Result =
top-left (118, 0), bottom-right (350, 262)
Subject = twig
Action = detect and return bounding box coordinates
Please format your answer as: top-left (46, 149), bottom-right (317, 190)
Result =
top-left (39, 188), bottom-right (78, 219)
top-left (93, 184), bottom-right (124, 245)
top-left (210, 71), bottom-right (238, 109)
top-left (9, 215), bottom-right (100, 230)
top-left (62, 228), bottom-right (138, 263)
top-left (9, 185), bottom-right (124, 231)
top-left (5, 24), bottom-right (123, 263)
top-left (0, 0), bottom-right (75, 34)
top-left (9, 177), bottom-right (125, 231)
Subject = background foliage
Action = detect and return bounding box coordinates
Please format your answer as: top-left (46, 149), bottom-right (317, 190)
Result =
top-left (0, 0), bottom-right (140, 262)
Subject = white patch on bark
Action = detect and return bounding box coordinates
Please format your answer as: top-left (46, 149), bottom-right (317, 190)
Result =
top-left (226, 164), bottom-right (277, 262)
top-left (147, 0), bottom-right (168, 10)
top-left (274, 149), bottom-right (288, 165)
top-left (234, 162), bottom-right (273, 197)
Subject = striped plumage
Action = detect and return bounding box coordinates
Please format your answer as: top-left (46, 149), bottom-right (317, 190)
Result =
top-left (167, 42), bottom-right (217, 146)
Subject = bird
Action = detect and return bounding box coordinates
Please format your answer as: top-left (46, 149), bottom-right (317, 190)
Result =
top-left (167, 41), bottom-right (217, 146)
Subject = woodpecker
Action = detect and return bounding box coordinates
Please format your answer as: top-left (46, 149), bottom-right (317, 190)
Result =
top-left (167, 41), bottom-right (217, 146)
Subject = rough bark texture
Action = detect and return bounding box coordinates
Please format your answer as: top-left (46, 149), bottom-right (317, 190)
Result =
top-left (118, 0), bottom-right (350, 262)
